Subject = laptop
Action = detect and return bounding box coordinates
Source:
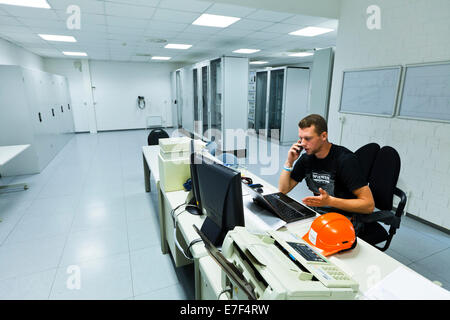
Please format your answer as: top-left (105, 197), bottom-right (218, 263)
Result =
top-left (245, 184), bottom-right (317, 223)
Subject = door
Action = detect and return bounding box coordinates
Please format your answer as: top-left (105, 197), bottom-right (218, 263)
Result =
top-left (255, 71), bottom-right (268, 133)
top-left (201, 65), bottom-right (209, 138)
top-left (210, 58), bottom-right (222, 143)
top-left (267, 69), bottom-right (284, 139)
top-left (193, 68), bottom-right (201, 136)
top-left (176, 70), bottom-right (183, 128)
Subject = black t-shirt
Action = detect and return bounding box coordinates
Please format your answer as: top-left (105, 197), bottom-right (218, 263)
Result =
top-left (290, 144), bottom-right (366, 215)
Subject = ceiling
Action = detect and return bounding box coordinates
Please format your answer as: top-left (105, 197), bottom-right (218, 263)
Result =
top-left (0, 0), bottom-right (338, 66)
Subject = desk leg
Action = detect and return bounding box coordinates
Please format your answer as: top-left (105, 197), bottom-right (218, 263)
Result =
top-left (157, 182), bottom-right (169, 254)
top-left (143, 153), bottom-right (151, 192)
top-left (194, 259), bottom-right (201, 300)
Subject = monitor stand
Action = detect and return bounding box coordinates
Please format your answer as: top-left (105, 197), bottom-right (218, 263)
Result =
top-left (200, 217), bottom-right (224, 246)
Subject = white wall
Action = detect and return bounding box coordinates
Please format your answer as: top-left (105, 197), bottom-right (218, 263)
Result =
top-left (328, 0), bottom-right (450, 228)
top-left (89, 60), bottom-right (181, 131)
top-left (44, 59), bottom-right (184, 132)
top-left (0, 37), bottom-right (44, 71)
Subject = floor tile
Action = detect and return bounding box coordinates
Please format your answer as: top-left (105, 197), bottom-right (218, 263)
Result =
top-left (134, 283), bottom-right (188, 300)
top-left (49, 253), bottom-right (133, 300)
top-left (127, 218), bottom-right (160, 251)
top-left (0, 268), bottom-right (57, 300)
top-left (130, 246), bottom-right (179, 296)
top-left (0, 235), bottom-right (66, 281)
top-left (60, 225), bottom-right (129, 266)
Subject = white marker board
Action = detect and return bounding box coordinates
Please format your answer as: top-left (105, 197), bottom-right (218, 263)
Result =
top-left (339, 66), bottom-right (402, 117)
top-left (398, 61), bottom-right (450, 122)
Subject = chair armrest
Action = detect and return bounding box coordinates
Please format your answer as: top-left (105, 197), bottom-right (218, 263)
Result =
top-left (394, 187), bottom-right (407, 218)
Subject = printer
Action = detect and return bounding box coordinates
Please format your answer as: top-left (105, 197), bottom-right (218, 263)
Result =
top-left (219, 227), bottom-right (359, 300)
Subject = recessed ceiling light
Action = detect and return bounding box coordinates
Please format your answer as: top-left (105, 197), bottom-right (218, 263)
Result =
top-left (289, 26), bottom-right (333, 37)
top-left (233, 49), bottom-right (260, 54)
top-left (288, 52), bottom-right (314, 57)
top-left (164, 43), bottom-right (192, 50)
top-left (39, 34), bottom-right (77, 42)
top-left (151, 56), bottom-right (171, 60)
top-left (0, 0), bottom-right (50, 8)
top-left (62, 51), bottom-right (87, 56)
top-left (192, 13), bottom-right (240, 28)
top-left (250, 61), bottom-right (268, 65)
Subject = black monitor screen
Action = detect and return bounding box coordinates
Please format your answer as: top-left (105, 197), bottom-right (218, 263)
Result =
top-left (195, 154), bottom-right (244, 245)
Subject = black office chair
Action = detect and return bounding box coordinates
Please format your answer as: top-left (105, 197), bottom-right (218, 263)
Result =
top-left (356, 146), bottom-right (407, 251)
top-left (147, 128), bottom-right (169, 146)
top-left (355, 143), bottom-right (380, 182)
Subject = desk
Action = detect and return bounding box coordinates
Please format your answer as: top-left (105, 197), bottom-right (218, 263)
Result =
top-left (142, 145), bottom-right (160, 193)
top-left (143, 144), bottom-right (446, 300)
top-left (0, 144), bottom-right (30, 193)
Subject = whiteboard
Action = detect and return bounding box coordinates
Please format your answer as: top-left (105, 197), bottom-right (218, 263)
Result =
top-left (398, 61), bottom-right (450, 122)
top-left (339, 66), bottom-right (402, 116)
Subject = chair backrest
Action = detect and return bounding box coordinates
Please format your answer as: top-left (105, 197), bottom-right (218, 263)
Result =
top-left (368, 146), bottom-right (401, 211)
top-left (355, 143), bottom-right (380, 182)
top-left (147, 128), bottom-right (169, 146)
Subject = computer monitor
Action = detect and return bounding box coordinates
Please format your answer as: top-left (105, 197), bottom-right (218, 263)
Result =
top-left (187, 140), bottom-right (202, 215)
top-left (194, 154), bottom-right (245, 246)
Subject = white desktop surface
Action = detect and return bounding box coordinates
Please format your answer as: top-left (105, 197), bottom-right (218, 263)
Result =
top-left (142, 145), bottom-right (160, 181)
top-left (0, 144), bottom-right (30, 166)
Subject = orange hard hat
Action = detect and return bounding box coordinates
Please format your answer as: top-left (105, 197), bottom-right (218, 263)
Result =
top-left (302, 212), bottom-right (356, 256)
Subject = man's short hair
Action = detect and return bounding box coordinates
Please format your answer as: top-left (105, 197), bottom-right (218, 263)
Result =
top-left (298, 114), bottom-right (328, 135)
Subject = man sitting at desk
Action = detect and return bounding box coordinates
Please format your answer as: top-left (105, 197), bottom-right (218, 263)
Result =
top-left (278, 114), bottom-right (375, 224)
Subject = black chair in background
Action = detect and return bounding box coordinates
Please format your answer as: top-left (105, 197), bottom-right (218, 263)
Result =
top-left (355, 142), bottom-right (380, 182)
top-left (147, 128), bottom-right (169, 146)
top-left (355, 145), bottom-right (407, 251)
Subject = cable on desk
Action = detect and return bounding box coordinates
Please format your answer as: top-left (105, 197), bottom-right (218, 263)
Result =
top-left (186, 238), bottom-right (203, 259)
top-left (217, 286), bottom-right (232, 300)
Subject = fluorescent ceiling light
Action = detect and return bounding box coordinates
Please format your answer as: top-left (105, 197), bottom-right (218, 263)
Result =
top-left (151, 56), bottom-right (171, 60)
top-left (63, 51), bottom-right (87, 56)
top-left (289, 26), bottom-right (333, 37)
top-left (192, 13), bottom-right (240, 28)
top-left (250, 61), bottom-right (268, 65)
top-left (0, 0), bottom-right (50, 8)
top-left (233, 49), bottom-right (260, 54)
top-left (164, 43), bottom-right (192, 50)
top-left (39, 34), bottom-right (77, 42)
top-left (289, 52), bottom-right (314, 57)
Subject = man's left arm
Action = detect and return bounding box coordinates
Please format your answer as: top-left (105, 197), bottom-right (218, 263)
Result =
top-left (302, 186), bottom-right (375, 214)
top-left (302, 152), bottom-right (375, 214)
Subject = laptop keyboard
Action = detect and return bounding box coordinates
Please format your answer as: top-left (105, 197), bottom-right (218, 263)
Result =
top-left (264, 194), bottom-right (307, 222)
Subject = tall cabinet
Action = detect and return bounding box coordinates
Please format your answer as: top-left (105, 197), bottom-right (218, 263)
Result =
top-left (172, 56), bottom-right (249, 156)
top-left (251, 66), bottom-right (310, 145)
top-left (0, 65), bottom-right (75, 176)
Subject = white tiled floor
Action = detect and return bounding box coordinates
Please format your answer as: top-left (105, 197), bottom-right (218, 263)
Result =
top-left (0, 129), bottom-right (448, 300)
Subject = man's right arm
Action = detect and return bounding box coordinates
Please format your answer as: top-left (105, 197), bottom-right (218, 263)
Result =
top-left (278, 160), bottom-right (299, 194)
top-left (279, 141), bottom-right (302, 194)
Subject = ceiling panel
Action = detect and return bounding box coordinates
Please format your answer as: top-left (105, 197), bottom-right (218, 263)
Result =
top-left (283, 14), bottom-right (331, 26)
top-left (205, 3), bottom-right (257, 18)
top-left (106, 15), bottom-right (148, 28)
top-left (158, 0), bottom-right (212, 13)
top-left (0, 5), bottom-right (59, 19)
top-left (0, 15), bottom-right (21, 25)
top-left (106, 0), bottom-right (159, 7)
top-left (152, 8), bottom-right (199, 24)
top-left (105, 2), bottom-right (155, 19)
top-left (261, 23), bottom-right (303, 34)
top-left (246, 9), bottom-right (295, 23)
top-left (17, 17), bottom-right (66, 28)
top-left (47, 0), bottom-right (105, 14)
top-left (146, 20), bottom-right (188, 32)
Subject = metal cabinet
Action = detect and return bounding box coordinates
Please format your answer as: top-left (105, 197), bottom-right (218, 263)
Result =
top-left (251, 66), bottom-right (310, 145)
top-left (0, 65), bottom-right (75, 176)
top-left (172, 56), bottom-right (249, 156)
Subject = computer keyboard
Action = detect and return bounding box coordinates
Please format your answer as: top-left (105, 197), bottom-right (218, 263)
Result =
top-left (264, 194), bottom-right (306, 222)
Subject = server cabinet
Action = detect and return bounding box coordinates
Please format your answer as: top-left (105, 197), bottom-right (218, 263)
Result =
top-left (0, 65), bottom-right (75, 176)
top-left (252, 66), bottom-right (310, 145)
